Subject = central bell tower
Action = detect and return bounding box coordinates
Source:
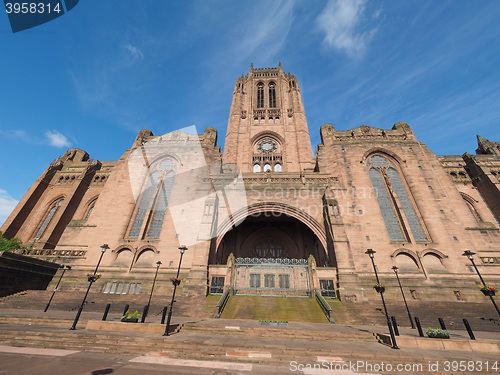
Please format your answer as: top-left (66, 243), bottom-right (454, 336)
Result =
top-left (223, 63), bottom-right (315, 173)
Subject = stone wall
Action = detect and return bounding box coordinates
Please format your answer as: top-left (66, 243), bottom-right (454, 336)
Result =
top-left (0, 252), bottom-right (60, 297)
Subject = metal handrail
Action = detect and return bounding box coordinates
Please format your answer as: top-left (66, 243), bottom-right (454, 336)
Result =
top-left (314, 289), bottom-right (335, 323)
top-left (214, 287), bottom-right (231, 318)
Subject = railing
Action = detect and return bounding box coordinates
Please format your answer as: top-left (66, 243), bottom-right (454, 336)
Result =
top-left (214, 287), bottom-right (231, 318)
top-left (314, 289), bottom-right (335, 324)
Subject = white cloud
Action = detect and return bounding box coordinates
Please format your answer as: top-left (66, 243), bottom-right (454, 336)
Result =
top-left (0, 189), bottom-right (18, 228)
top-left (46, 130), bottom-right (71, 148)
top-left (317, 0), bottom-right (376, 58)
top-left (125, 44), bottom-right (144, 61)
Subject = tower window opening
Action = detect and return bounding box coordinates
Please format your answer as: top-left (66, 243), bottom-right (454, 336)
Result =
top-left (257, 82), bottom-right (264, 108)
top-left (269, 82), bottom-right (276, 108)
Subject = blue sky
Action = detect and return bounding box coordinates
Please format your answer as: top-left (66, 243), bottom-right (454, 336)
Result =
top-left (1, 0), bottom-right (500, 226)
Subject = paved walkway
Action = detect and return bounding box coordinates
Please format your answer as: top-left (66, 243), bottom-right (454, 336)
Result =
top-left (0, 308), bottom-right (499, 374)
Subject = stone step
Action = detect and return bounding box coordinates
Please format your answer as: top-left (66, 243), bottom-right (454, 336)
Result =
top-left (0, 289), bottom-right (218, 318)
top-left (0, 331), bottom-right (372, 365)
top-left (0, 332), bottom-right (412, 367)
top-left (181, 324), bottom-right (378, 342)
top-left (332, 300), bottom-right (500, 332)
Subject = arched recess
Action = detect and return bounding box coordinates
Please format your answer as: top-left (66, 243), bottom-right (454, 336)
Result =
top-left (212, 202), bottom-right (330, 266)
top-left (112, 246), bottom-right (134, 268)
top-left (215, 202), bottom-right (328, 252)
top-left (460, 192), bottom-right (483, 222)
top-left (82, 195), bottom-right (99, 221)
top-left (391, 249), bottom-right (423, 274)
top-left (421, 251), bottom-right (448, 274)
top-left (133, 245), bottom-right (159, 268)
top-left (251, 132), bottom-right (285, 173)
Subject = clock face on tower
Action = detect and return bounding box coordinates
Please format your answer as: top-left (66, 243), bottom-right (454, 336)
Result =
top-left (257, 138), bottom-right (278, 154)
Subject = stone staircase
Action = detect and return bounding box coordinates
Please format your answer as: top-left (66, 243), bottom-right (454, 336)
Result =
top-left (220, 295), bottom-right (329, 323)
top-left (0, 289), bottom-right (219, 319)
top-left (0, 315), bottom-right (410, 369)
top-left (2, 289), bottom-right (499, 333)
top-left (0, 310), bottom-right (499, 374)
top-left (332, 300), bottom-right (500, 332)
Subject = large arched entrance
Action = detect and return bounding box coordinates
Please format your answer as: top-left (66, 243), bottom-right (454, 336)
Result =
top-left (209, 209), bottom-right (330, 296)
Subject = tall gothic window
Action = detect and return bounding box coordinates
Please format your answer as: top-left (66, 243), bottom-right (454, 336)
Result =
top-left (269, 82), bottom-right (276, 108)
top-left (129, 159), bottom-right (176, 239)
top-left (367, 154), bottom-right (427, 242)
top-left (34, 199), bottom-right (64, 239)
top-left (257, 82), bottom-right (264, 108)
top-left (85, 206), bottom-right (94, 221)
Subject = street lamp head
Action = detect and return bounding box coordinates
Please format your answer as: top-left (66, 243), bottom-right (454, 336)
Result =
top-left (101, 244), bottom-right (110, 253)
top-left (59, 264), bottom-right (65, 269)
top-left (365, 249), bottom-right (375, 258)
top-left (392, 266), bottom-right (399, 272)
top-left (156, 261), bottom-right (162, 266)
top-left (462, 250), bottom-right (475, 260)
top-left (178, 245), bottom-right (188, 254)
top-left (66, 265), bottom-right (72, 270)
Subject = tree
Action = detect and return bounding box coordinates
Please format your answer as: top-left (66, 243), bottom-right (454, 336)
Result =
top-left (0, 231), bottom-right (27, 252)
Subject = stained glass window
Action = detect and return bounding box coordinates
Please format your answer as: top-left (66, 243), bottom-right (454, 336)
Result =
top-left (130, 158), bottom-right (176, 238)
top-left (147, 171), bottom-right (175, 238)
top-left (367, 155), bottom-right (427, 242)
top-left (34, 199), bottom-right (64, 239)
top-left (129, 172), bottom-right (159, 237)
top-left (369, 169), bottom-right (405, 241)
top-left (387, 169), bottom-right (427, 241)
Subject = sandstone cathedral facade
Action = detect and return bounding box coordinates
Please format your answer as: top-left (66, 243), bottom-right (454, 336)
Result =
top-left (2, 64), bottom-right (500, 306)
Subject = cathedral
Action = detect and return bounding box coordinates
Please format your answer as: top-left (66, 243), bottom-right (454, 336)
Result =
top-left (2, 64), bottom-right (500, 308)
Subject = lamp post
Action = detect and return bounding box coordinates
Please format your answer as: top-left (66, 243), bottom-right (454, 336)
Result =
top-left (70, 244), bottom-right (109, 330)
top-left (164, 245), bottom-right (187, 336)
top-left (392, 266), bottom-right (415, 329)
top-left (365, 249), bottom-right (399, 349)
top-left (44, 264), bottom-right (71, 312)
top-left (142, 261), bottom-right (162, 323)
top-left (462, 250), bottom-right (500, 316)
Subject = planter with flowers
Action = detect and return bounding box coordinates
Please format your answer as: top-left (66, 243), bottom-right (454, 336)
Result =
top-left (373, 283), bottom-right (385, 293)
top-left (86, 273), bottom-right (100, 282)
top-left (170, 277), bottom-right (181, 286)
top-left (426, 328), bottom-right (450, 339)
top-left (121, 310), bottom-right (139, 323)
top-left (480, 286), bottom-right (497, 297)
